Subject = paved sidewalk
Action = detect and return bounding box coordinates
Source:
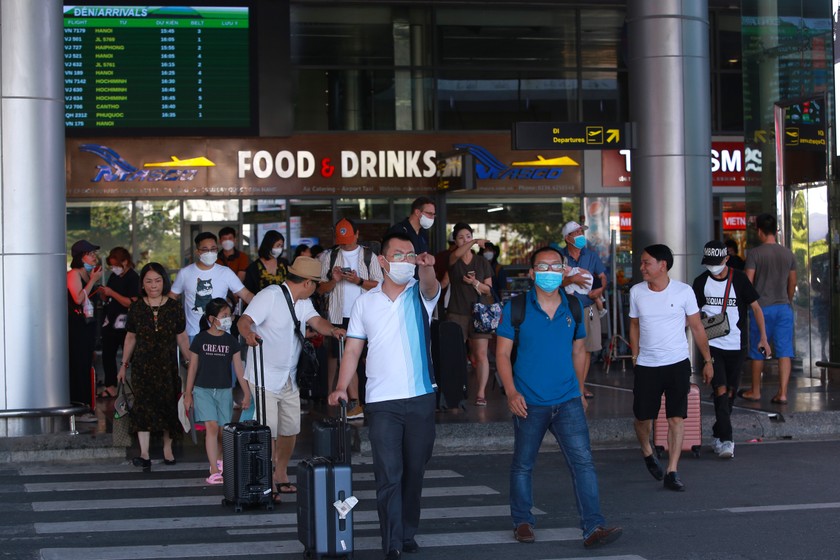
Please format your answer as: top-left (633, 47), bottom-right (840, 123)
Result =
top-left (2, 359), bottom-right (839, 463)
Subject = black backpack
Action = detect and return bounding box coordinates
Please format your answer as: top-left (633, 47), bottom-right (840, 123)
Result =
top-left (510, 292), bottom-right (582, 366)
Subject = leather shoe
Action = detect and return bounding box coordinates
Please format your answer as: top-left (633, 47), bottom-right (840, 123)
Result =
top-left (644, 453), bottom-right (664, 481)
top-left (583, 526), bottom-right (623, 548)
top-left (513, 522), bottom-right (535, 543)
top-left (402, 539), bottom-right (419, 553)
top-left (385, 550), bottom-right (401, 560)
top-left (664, 471), bottom-right (686, 491)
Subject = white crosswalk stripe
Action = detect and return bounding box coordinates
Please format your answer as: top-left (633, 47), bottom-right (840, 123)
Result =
top-left (11, 460), bottom-right (638, 560)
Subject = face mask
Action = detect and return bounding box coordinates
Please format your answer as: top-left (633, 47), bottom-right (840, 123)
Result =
top-left (271, 247), bottom-right (285, 259)
top-left (83, 262), bottom-right (95, 272)
top-left (111, 266), bottom-right (124, 276)
top-left (534, 271), bottom-right (563, 293)
top-left (483, 251), bottom-right (494, 261)
top-left (221, 240), bottom-right (235, 251)
top-left (419, 214), bottom-right (434, 230)
top-left (572, 235), bottom-right (586, 249)
top-left (199, 251), bottom-right (218, 266)
top-left (385, 261), bottom-right (416, 285)
top-left (217, 316), bottom-right (233, 332)
top-left (705, 264), bottom-right (726, 276)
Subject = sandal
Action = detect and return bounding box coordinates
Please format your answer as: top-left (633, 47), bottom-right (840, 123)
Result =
top-left (276, 482), bottom-right (297, 493)
top-left (474, 398), bottom-right (487, 407)
top-left (205, 472), bottom-right (224, 485)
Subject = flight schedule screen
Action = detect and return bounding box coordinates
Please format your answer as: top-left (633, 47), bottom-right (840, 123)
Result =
top-left (64, 5), bottom-right (252, 134)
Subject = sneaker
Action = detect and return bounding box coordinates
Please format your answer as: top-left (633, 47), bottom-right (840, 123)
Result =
top-left (346, 404), bottom-right (365, 420)
top-left (599, 307), bottom-right (608, 318)
top-left (205, 472), bottom-right (224, 485)
top-left (75, 413), bottom-right (98, 423)
top-left (718, 440), bottom-right (734, 459)
top-left (710, 437), bottom-right (722, 454)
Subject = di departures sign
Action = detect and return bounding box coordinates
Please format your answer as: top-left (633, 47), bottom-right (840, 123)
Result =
top-left (512, 122), bottom-right (631, 150)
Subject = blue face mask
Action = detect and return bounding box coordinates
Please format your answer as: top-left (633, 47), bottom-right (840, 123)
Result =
top-left (572, 235), bottom-right (586, 249)
top-left (534, 271), bottom-right (563, 292)
top-left (83, 262), bottom-right (95, 272)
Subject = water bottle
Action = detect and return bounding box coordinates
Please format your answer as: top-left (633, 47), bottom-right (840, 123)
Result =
top-left (83, 296), bottom-right (94, 319)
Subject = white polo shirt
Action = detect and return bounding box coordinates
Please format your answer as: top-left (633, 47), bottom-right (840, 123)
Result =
top-left (629, 279), bottom-right (699, 367)
top-left (347, 279), bottom-right (440, 403)
top-left (241, 283), bottom-right (318, 393)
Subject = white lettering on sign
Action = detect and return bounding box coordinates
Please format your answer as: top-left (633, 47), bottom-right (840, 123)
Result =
top-left (620, 149), bottom-right (632, 172)
top-left (745, 147), bottom-right (762, 172)
top-left (237, 150), bottom-right (315, 179)
top-left (724, 214), bottom-right (746, 228)
top-left (341, 150), bottom-right (437, 178)
top-left (711, 149), bottom-right (742, 172)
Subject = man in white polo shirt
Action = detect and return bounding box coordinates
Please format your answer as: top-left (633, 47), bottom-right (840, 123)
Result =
top-left (238, 257), bottom-right (344, 500)
top-left (329, 232), bottom-right (440, 560)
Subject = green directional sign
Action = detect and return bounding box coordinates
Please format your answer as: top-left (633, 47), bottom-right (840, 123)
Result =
top-left (512, 122), bottom-right (631, 150)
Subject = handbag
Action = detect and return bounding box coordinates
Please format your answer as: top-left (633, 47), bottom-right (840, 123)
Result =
top-left (280, 284), bottom-right (320, 392)
top-left (472, 288), bottom-right (502, 334)
top-left (111, 413), bottom-right (133, 447)
top-left (702, 270), bottom-right (733, 340)
top-left (113, 380), bottom-right (134, 419)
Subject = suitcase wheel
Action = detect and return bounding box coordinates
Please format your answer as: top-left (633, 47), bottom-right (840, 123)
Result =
top-left (234, 503), bottom-right (243, 513)
top-left (266, 502), bottom-right (274, 511)
top-left (654, 445), bottom-right (664, 459)
top-left (691, 445), bottom-right (701, 458)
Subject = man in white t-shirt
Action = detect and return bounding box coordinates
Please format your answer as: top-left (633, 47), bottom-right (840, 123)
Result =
top-left (170, 232), bottom-right (254, 338)
top-left (238, 257), bottom-right (344, 500)
top-left (317, 218), bottom-right (383, 420)
top-left (629, 244), bottom-right (713, 492)
top-left (329, 232), bottom-right (440, 560)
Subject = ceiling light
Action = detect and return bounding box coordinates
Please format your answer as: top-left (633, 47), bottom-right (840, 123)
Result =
top-left (487, 206), bottom-right (504, 213)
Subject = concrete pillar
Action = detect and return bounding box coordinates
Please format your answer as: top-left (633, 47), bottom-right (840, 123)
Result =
top-left (627, 0), bottom-right (713, 283)
top-left (0, 0), bottom-right (68, 434)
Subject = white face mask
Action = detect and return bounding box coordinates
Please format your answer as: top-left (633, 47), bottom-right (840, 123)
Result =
top-left (271, 247), bottom-right (284, 259)
top-left (111, 266), bottom-right (124, 276)
top-left (483, 251), bottom-right (494, 261)
top-left (385, 261), bottom-right (416, 285)
top-left (419, 214), bottom-right (434, 230)
top-left (199, 251), bottom-right (218, 266)
top-left (705, 264), bottom-right (726, 276)
top-left (217, 316), bottom-right (233, 332)
top-left (221, 240), bottom-right (235, 251)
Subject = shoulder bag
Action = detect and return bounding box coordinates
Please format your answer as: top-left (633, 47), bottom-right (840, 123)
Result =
top-left (472, 285), bottom-right (502, 334)
top-left (280, 284), bottom-right (320, 392)
top-left (701, 270), bottom-right (733, 340)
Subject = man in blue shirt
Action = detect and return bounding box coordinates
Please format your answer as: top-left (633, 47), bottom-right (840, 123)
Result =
top-left (560, 221), bottom-right (608, 399)
top-left (496, 246), bottom-right (621, 550)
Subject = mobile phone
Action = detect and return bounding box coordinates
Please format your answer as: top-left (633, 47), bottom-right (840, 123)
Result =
top-left (341, 267), bottom-right (352, 274)
top-left (467, 271), bottom-right (476, 278)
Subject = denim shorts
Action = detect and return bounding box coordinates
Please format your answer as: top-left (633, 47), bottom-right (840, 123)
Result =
top-left (193, 386), bottom-right (234, 426)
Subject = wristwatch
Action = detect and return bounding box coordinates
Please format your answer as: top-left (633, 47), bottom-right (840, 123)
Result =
top-left (704, 358), bottom-right (715, 365)
top-left (357, 277), bottom-right (363, 287)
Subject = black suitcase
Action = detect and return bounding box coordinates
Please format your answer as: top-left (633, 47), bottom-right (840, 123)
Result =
top-left (313, 338), bottom-right (352, 464)
top-left (298, 400), bottom-right (355, 559)
top-left (222, 340), bottom-right (274, 512)
top-left (431, 320), bottom-right (468, 410)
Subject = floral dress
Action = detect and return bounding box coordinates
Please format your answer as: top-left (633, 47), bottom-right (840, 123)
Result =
top-left (126, 298), bottom-right (185, 435)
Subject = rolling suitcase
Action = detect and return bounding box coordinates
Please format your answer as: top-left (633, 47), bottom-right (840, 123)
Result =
top-left (298, 400), bottom-right (356, 559)
top-left (222, 340), bottom-right (274, 512)
top-left (654, 382), bottom-right (702, 458)
top-left (313, 339), bottom-right (352, 464)
top-left (431, 320), bottom-right (468, 410)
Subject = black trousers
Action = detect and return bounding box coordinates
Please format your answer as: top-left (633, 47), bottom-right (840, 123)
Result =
top-left (101, 326), bottom-right (127, 388)
top-left (366, 392), bottom-right (436, 553)
top-left (710, 346), bottom-right (746, 442)
top-left (68, 315), bottom-right (96, 410)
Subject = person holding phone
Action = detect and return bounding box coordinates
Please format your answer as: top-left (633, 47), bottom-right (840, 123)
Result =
top-left (444, 223), bottom-right (495, 406)
top-left (67, 239), bottom-right (103, 422)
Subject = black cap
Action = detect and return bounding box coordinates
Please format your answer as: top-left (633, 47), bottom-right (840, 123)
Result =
top-left (701, 240), bottom-right (727, 265)
top-left (71, 239), bottom-right (100, 257)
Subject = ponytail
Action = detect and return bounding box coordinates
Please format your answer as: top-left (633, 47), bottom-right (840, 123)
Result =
top-left (200, 297), bottom-right (230, 331)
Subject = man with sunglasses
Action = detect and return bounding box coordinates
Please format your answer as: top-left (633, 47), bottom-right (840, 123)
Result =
top-left (329, 232), bottom-right (440, 560)
top-left (495, 247), bottom-right (622, 550)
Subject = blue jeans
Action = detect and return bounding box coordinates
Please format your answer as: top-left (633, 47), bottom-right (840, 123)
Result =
top-left (510, 397), bottom-right (606, 539)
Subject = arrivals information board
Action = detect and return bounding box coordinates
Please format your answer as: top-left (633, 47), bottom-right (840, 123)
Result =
top-left (63, 5), bottom-right (251, 134)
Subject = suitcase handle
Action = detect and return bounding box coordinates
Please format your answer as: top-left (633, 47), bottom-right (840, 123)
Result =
top-left (252, 339), bottom-right (267, 426)
top-left (338, 398), bottom-right (348, 463)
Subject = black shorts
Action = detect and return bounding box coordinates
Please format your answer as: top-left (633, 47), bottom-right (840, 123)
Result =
top-left (330, 317), bottom-right (351, 357)
top-left (632, 359), bottom-right (691, 421)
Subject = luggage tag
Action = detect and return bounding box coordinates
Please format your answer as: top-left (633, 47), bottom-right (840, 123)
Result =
top-left (333, 495), bottom-right (359, 519)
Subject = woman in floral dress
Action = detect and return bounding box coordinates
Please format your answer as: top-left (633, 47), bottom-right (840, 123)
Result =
top-left (118, 262), bottom-right (190, 472)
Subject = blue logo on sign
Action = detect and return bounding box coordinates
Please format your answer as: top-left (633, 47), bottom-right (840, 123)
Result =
top-left (80, 144), bottom-right (214, 182)
top-left (454, 143), bottom-right (578, 180)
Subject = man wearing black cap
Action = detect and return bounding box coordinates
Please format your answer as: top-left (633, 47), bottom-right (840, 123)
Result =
top-left (692, 241), bottom-right (769, 459)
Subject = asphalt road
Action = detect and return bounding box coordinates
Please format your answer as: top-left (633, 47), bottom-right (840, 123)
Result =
top-left (2, 439), bottom-right (840, 560)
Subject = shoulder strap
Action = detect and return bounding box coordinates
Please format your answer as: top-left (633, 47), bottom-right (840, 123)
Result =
top-left (363, 247), bottom-right (373, 272)
top-left (510, 294), bottom-right (527, 366)
top-left (567, 292), bottom-right (582, 326)
top-left (280, 284), bottom-right (304, 340)
top-left (326, 247), bottom-right (340, 280)
top-left (720, 270), bottom-right (733, 313)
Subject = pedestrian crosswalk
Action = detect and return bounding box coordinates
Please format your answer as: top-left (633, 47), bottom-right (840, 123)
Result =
top-left (7, 459), bottom-right (638, 560)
